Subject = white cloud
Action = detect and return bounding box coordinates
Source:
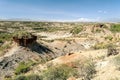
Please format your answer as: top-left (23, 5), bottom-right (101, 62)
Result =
top-left (48, 17), bottom-right (101, 22)
top-left (76, 18), bottom-right (95, 22)
top-left (98, 10), bottom-right (107, 14)
top-left (75, 17), bottom-right (100, 22)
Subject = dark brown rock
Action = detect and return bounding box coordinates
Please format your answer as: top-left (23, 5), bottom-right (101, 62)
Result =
top-left (13, 35), bottom-right (37, 47)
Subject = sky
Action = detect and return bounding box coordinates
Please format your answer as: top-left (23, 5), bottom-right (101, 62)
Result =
top-left (0, 0), bottom-right (120, 22)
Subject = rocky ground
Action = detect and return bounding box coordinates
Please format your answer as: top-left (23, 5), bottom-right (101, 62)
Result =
top-left (0, 22), bottom-right (120, 80)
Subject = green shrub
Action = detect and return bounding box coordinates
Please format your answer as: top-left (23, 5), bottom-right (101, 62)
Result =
top-left (110, 24), bottom-right (120, 32)
top-left (15, 61), bottom-right (35, 75)
top-left (70, 26), bottom-right (83, 34)
top-left (42, 65), bottom-right (77, 80)
top-left (76, 59), bottom-right (96, 80)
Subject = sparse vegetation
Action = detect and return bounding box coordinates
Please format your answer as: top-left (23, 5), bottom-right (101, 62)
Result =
top-left (26, 74), bottom-right (42, 80)
top-left (14, 75), bottom-right (27, 80)
top-left (15, 61), bottom-right (35, 75)
top-left (0, 33), bottom-right (12, 42)
top-left (95, 29), bottom-right (102, 33)
top-left (13, 64), bottom-right (77, 80)
top-left (42, 64), bottom-right (77, 80)
top-left (107, 44), bottom-right (118, 57)
top-left (33, 27), bottom-right (68, 32)
top-left (113, 54), bottom-right (120, 70)
top-left (105, 35), bottom-right (113, 41)
top-left (1, 21), bottom-right (120, 80)
top-left (13, 31), bottom-right (33, 38)
top-left (110, 24), bottom-right (120, 32)
top-left (0, 41), bottom-right (12, 56)
top-left (70, 26), bottom-right (83, 34)
top-left (5, 74), bottom-right (42, 80)
top-left (0, 33), bottom-right (13, 54)
top-left (93, 42), bottom-right (109, 50)
top-left (0, 43), bottom-right (11, 51)
top-left (76, 58), bottom-right (96, 80)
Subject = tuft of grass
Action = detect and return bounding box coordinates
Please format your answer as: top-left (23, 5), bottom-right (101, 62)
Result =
top-left (15, 61), bottom-right (35, 75)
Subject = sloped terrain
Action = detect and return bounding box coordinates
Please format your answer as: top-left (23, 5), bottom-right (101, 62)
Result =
top-left (0, 21), bottom-right (120, 80)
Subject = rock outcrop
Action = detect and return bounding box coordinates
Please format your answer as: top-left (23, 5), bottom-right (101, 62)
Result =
top-left (13, 34), bottom-right (37, 47)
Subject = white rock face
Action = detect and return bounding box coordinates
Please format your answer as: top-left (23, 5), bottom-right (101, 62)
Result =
top-left (36, 31), bottom-right (72, 40)
top-left (81, 40), bottom-right (97, 49)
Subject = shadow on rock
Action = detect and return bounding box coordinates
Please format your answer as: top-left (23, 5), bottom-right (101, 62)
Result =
top-left (28, 42), bottom-right (54, 54)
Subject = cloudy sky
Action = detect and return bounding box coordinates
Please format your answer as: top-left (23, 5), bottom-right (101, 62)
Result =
top-left (0, 0), bottom-right (120, 22)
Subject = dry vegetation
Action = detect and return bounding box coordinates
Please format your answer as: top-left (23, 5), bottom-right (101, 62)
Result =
top-left (0, 21), bottom-right (120, 80)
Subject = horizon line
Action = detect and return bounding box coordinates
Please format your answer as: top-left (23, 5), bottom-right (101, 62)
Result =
top-left (0, 18), bottom-right (119, 23)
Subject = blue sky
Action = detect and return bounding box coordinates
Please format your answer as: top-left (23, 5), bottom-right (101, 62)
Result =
top-left (0, 0), bottom-right (120, 22)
